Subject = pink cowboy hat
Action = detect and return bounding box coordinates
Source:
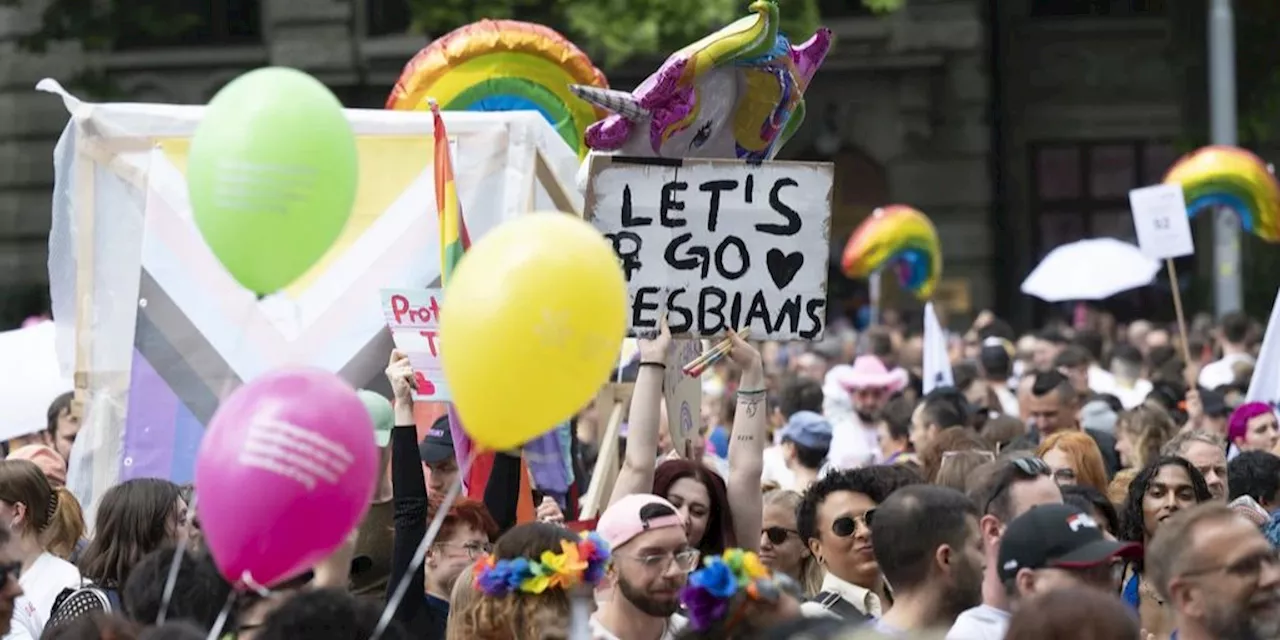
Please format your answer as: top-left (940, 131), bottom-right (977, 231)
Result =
top-left (837, 355), bottom-right (909, 392)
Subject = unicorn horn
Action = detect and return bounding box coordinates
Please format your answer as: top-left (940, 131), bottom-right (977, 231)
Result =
top-left (792, 27), bottom-right (833, 90)
top-left (570, 85), bottom-right (650, 121)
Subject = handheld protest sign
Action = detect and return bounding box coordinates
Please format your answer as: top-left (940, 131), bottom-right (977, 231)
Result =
top-left (381, 289), bottom-right (450, 402)
top-left (1129, 183), bottom-right (1195, 364)
top-left (585, 155), bottom-right (834, 341)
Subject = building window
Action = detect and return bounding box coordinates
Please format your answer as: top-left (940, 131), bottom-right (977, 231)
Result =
top-left (114, 0), bottom-right (262, 50)
top-left (1032, 141), bottom-right (1177, 254)
top-left (1031, 141), bottom-right (1180, 320)
top-left (1030, 0), bottom-right (1167, 17)
top-left (367, 0), bottom-right (413, 37)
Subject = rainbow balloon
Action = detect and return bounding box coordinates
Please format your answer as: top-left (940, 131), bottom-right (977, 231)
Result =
top-left (386, 20), bottom-right (609, 158)
top-left (1163, 145), bottom-right (1280, 243)
top-left (841, 205), bottom-right (942, 300)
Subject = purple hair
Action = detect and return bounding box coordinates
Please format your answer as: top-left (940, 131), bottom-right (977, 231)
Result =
top-left (1228, 402), bottom-right (1274, 443)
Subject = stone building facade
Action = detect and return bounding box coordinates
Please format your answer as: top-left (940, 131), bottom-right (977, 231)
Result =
top-left (0, 0), bottom-right (1185, 329)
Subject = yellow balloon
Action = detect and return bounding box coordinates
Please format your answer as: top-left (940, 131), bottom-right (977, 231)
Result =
top-left (440, 212), bottom-right (627, 451)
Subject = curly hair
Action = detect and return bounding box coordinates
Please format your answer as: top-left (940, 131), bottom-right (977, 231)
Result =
top-left (1116, 406), bottom-right (1178, 470)
top-left (1118, 456), bottom-right (1212, 572)
top-left (452, 523), bottom-right (579, 640)
top-left (797, 466), bottom-right (924, 545)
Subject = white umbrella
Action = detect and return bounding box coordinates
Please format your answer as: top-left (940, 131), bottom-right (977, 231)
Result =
top-left (1021, 238), bottom-right (1161, 302)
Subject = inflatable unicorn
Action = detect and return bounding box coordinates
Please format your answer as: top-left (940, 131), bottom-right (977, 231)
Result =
top-left (569, 0), bottom-right (831, 162)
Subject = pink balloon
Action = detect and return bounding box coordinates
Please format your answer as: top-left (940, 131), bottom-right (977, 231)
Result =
top-left (195, 368), bottom-right (377, 587)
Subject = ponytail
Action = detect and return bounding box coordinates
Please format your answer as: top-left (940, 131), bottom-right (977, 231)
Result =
top-left (41, 486), bottom-right (86, 561)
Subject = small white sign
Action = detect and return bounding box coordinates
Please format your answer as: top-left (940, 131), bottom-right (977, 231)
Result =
top-left (1129, 183), bottom-right (1195, 260)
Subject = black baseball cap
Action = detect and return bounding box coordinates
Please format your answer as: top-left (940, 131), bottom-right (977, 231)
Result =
top-left (1200, 388), bottom-right (1230, 418)
top-left (419, 415), bottom-right (455, 464)
top-left (998, 503), bottom-right (1141, 582)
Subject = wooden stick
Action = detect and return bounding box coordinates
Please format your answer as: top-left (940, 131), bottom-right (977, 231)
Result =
top-left (1166, 259), bottom-right (1194, 366)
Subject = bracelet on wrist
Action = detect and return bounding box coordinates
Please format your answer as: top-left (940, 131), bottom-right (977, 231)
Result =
top-left (736, 388), bottom-right (767, 396)
top-left (639, 361), bottom-right (667, 369)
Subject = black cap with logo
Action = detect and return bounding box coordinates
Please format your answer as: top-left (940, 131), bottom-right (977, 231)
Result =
top-left (998, 503), bottom-right (1142, 582)
top-left (419, 414), bottom-right (455, 464)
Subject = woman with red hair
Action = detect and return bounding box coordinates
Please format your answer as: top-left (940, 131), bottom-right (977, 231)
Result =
top-left (1036, 431), bottom-right (1109, 495)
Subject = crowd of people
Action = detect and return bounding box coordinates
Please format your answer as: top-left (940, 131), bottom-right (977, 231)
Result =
top-left (0, 305), bottom-right (1278, 640)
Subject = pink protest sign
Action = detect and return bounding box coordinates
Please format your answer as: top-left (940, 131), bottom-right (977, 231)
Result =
top-left (380, 288), bottom-right (450, 402)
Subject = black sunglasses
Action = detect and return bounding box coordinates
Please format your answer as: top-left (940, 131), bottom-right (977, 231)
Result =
top-left (763, 527), bottom-right (799, 545)
top-left (831, 509), bottom-right (876, 538)
top-left (983, 457), bottom-right (1051, 516)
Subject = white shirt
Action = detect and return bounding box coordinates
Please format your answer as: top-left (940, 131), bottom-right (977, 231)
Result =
top-left (761, 446), bottom-right (796, 491)
top-left (1087, 365), bottom-right (1117, 395)
top-left (5, 596), bottom-right (41, 640)
top-left (799, 572), bottom-right (884, 620)
top-left (1111, 377), bottom-right (1154, 409)
top-left (10, 553), bottom-right (80, 638)
top-left (589, 613), bottom-right (686, 640)
top-left (946, 604), bottom-right (1011, 640)
top-left (826, 415), bottom-right (880, 471)
top-left (1200, 352), bottom-right (1254, 390)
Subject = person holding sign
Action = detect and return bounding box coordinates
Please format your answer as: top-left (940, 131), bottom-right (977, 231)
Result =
top-left (609, 317), bottom-right (768, 559)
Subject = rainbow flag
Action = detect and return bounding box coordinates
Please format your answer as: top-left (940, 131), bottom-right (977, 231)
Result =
top-left (429, 100), bottom-right (484, 495)
top-left (432, 100), bottom-right (471, 281)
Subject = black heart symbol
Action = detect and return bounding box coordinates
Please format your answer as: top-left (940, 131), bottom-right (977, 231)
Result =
top-left (766, 249), bottom-right (805, 289)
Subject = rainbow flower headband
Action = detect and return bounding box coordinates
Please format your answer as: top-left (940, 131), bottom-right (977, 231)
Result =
top-left (473, 531), bottom-right (611, 596)
top-left (679, 549), bottom-right (800, 630)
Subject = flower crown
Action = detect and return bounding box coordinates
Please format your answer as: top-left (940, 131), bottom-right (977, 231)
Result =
top-left (680, 549), bottom-right (799, 631)
top-left (473, 531), bottom-right (611, 597)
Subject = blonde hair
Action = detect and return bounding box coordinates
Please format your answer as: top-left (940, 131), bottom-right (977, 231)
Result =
top-left (934, 451), bottom-right (996, 493)
top-left (446, 565), bottom-right (478, 640)
top-left (1117, 406), bottom-right (1178, 469)
top-left (1107, 469), bottom-right (1137, 506)
top-left (762, 490), bottom-right (822, 597)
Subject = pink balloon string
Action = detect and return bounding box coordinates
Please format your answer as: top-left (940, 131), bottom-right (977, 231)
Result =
top-left (370, 446), bottom-right (483, 640)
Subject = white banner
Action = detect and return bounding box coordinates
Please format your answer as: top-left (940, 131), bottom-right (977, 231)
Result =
top-left (923, 302), bottom-right (954, 394)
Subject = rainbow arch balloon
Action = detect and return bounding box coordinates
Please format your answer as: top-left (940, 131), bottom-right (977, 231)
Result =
top-left (1163, 145), bottom-right (1280, 243)
top-left (386, 20), bottom-right (609, 158)
top-left (841, 205), bottom-right (942, 301)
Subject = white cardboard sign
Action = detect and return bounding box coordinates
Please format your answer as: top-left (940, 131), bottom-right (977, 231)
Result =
top-left (586, 156), bottom-right (833, 341)
top-left (1129, 183), bottom-right (1195, 260)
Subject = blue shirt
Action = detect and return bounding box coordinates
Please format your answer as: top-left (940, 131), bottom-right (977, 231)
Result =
top-left (709, 426), bottom-right (729, 457)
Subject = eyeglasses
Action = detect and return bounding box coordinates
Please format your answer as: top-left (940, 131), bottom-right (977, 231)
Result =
top-left (619, 548), bottom-right (701, 573)
top-left (1181, 548), bottom-right (1280, 582)
top-left (831, 510), bottom-right (876, 538)
top-left (434, 541), bottom-right (493, 559)
top-left (982, 457), bottom-right (1051, 516)
top-left (1052, 468), bottom-right (1077, 484)
top-left (762, 527), bottom-right (800, 545)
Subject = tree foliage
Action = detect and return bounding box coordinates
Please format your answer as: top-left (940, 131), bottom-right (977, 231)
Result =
top-left (0, 0), bottom-right (901, 68)
top-left (406, 0), bottom-right (898, 68)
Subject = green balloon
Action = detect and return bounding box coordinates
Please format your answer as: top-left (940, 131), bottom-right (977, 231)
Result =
top-left (188, 67), bottom-right (358, 295)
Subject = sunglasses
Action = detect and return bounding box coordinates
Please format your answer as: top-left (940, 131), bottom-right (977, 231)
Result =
top-left (762, 527), bottom-right (799, 545)
top-left (831, 510), bottom-right (876, 538)
top-left (982, 457), bottom-right (1051, 516)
